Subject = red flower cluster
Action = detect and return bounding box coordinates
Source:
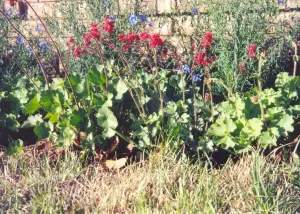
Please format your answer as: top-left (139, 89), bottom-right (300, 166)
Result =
top-left (190, 44), bottom-right (196, 50)
top-left (118, 32), bottom-right (164, 52)
top-left (200, 32), bottom-right (213, 49)
top-left (193, 32), bottom-right (216, 66)
top-left (118, 32), bottom-right (140, 43)
top-left (150, 34), bottom-right (164, 48)
top-left (73, 46), bottom-right (85, 58)
top-left (118, 32), bottom-right (140, 52)
top-left (90, 23), bottom-right (101, 40)
top-left (123, 45), bottom-right (130, 52)
top-left (8, 0), bottom-right (17, 6)
top-left (66, 36), bottom-right (75, 48)
top-left (194, 51), bottom-right (216, 66)
top-left (162, 48), bottom-right (168, 57)
top-left (247, 44), bottom-right (257, 59)
top-left (238, 62), bottom-right (247, 74)
top-left (140, 32), bottom-right (150, 40)
top-left (102, 16), bottom-right (114, 33)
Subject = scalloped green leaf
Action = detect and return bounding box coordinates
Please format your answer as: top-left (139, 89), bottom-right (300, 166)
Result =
top-left (23, 95), bottom-right (41, 115)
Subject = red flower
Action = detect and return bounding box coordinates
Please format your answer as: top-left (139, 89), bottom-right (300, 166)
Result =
top-left (140, 32), bottom-right (150, 40)
top-left (150, 34), bottom-right (164, 48)
top-left (205, 92), bottom-right (211, 101)
top-left (66, 36), bottom-right (75, 47)
top-left (73, 46), bottom-right (85, 58)
top-left (200, 32), bottom-right (213, 49)
top-left (90, 23), bottom-right (101, 40)
top-left (194, 51), bottom-right (215, 66)
top-left (127, 32), bottom-right (140, 43)
top-left (238, 62), bottom-right (247, 74)
top-left (247, 44), bottom-right (257, 59)
top-left (190, 44), bottom-right (196, 50)
top-left (9, 0), bottom-right (17, 6)
top-left (83, 33), bottom-right (91, 47)
top-left (162, 48), bottom-right (168, 57)
top-left (123, 45), bottom-right (130, 52)
top-left (102, 16), bottom-right (114, 33)
top-left (118, 34), bottom-right (127, 43)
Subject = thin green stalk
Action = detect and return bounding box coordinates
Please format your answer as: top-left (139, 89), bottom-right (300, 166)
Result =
top-left (205, 67), bottom-right (214, 123)
top-left (153, 48), bottom-right (164, 112)
top-left (181, 73), bottom-right (185, 102)
top-left (258, 56), bottom-right (265, 121)
top-left (210, 78), bottom-right (232, 98)
top-left (292, 41), bottom-right (298, 77)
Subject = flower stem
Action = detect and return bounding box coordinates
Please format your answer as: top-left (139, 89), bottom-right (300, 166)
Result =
top-left (292, 41), bottom-right (298, 77)
top-left (181, 73), bottom-right (185, 102)
top-left (258, 56), bottom-right (265, 120)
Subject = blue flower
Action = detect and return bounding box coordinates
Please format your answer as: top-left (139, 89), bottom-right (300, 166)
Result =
top-left (193, 74), bottom-right (201, 82)
top-left (277, 0), bottom-right (285, 4)
top-left (139, 15), bottom-right (147, 23)
top-left (5, 8), bottom-right (13, 18)
top-left (26, 45), bottom-right (33, 55)
top-left (39, 40), bottom-right (50, 53)
top-left (101, 1), bottom-right (112, 7)
top-left (182, 64), bottom-right (191, 74)
top-left (129, 14), bottom-right (138, 26)
top-left (35, 24), bottom-right (42, 32)
top-left (108, 15), bottom-right (116, 21)
top-left (16, 36), bottom-right (25, 45)
top-left (28, 67), bottom-right (33, 74)
top-left (148, 22), bottom-right (153, 27)
top-left (192, 8), bottom-right (198, 15)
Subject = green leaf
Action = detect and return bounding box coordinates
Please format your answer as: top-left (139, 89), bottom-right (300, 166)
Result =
top-left (260, 88), bottom-right (280, 107)
top-left (23, 95), bottom-right (41, 115)
top-left (217, 96), bottom-right (245, 119)
top-left (87, 65), bottom-right (106, 87)
top-left (215, 136), bottom-right (236, 149)
top-left (50, 78), bottom-right (65, 90)
top-left (22, 114), bottom-right (43, 128)
top-left (208, 118), bottom-right (237, 137)
top-left (5, 114), bottom-right (20, 131)
top-left (44, 112), bottom-right (59, 124)
top-left (34, 121), bottom-right (54, 139)
top-left (115, 79), bottom-right (128, 100)
top-left (164, 102), bottom-right (177, 116)
top-left (265, 107), bottom-right (284, 120)
top-left (96, 107), bottom-right (118, 138)
top-left (240, 118), bottom-right (263, 141)
top-left (271, 114), bottom-right (294, 137)
top-left (258, 131), bottom-right (277, 148)
top-left (57, 125), bottom-right (76, 147)
top-left (10, 88), bottom-right (28, 104)
top-left (275, 72), bottom-right (292, 87)
top-left (5, 139), bottom-right (23, 156)
top-left (289, 105), bottom-right (300, 116)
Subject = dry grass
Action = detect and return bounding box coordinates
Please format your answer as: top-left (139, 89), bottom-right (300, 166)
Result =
top-left (0, 149), bottom-right (299, 213)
